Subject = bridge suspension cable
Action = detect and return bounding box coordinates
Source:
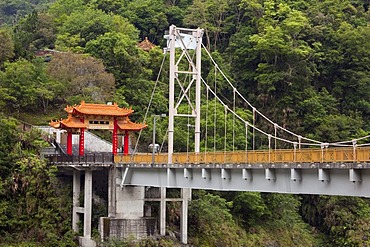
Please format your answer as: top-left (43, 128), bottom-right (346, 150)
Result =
top-left (134, 52), bottom-right (167, 154)
top-left (201, 78), bottom-right (297, 147)
top-left (141, 26), bottom-right (370, 156)
top-left (201, 43), bottom-right (322, 146)
top-left (201, 43), bottom-right (370, 148)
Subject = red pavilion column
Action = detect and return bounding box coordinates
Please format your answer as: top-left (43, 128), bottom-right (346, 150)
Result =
top-left (67, 130), bottom-right (73, 155)
top-left (124, 130), bottom-right (129, 156)
top-left (112, 118), bottom-right (118, 155)
top-left (79, 118), bottom-right (85, 156)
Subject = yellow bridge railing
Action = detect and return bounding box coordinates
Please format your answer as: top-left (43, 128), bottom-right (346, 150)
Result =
top-left (115, 147), bottom-right (370, 164)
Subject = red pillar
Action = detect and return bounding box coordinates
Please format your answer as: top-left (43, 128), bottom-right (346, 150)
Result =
top-left (124, 130), bottom-right (129, 156)
top-left (112, 118), bottom-right (118, 155)
top-left (67, 130), bottom-right (73, 155)
top-left (79, 118), bottom-right (85, 156)
top-left (79, 128), bottom-right (85, 156)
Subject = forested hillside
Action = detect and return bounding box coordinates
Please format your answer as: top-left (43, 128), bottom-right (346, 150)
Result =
top-left (0, 0), bottom-right (370, 246)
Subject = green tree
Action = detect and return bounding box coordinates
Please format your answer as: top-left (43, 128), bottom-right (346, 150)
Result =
top-left (45, 52), bottom-right (115, 105)
top-left (0, 58), bottom-right (58, 114)
top-left (0, 28), bottom-right (14, 67)
top-left (85, 31), bottom-right (141, 83)
top-left (120, 0), bottom-right (169, 43)
top-left (184, 0), bottom-right (229, 51)
top-left (301, 195), bottom-right (370, 246)
top-left (189, 190), bottom-right (247, 246)
top-left (0, 115), bottom-right (74, 245)
top-left (12, 11), bottom-right (56, 59)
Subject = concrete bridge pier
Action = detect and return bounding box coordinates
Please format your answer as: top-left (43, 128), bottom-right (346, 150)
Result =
top-left (83, 169), bottom-right (93, 238)
top-left (72, 170), bottom-right (80, 232)
top-left (156, 187), bottom-right (191, 244)
top-left (160, 187), bottom-right (166, 236)
top-left (71, 168), bottom-right (96, 247)
top-left (108, 166), bottom-right (116, 217)
top-left (180, 188), bottom-right (191, 244)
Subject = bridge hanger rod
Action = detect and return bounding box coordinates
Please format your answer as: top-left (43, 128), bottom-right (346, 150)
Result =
top-left (201, 43), bottom-right (324, 145)
top-left (202, 43), bottom-right (370, 148)
top-left (201, 79), bottom-right (296, 146)
top-left (133, 51), bottom-right (167, 154)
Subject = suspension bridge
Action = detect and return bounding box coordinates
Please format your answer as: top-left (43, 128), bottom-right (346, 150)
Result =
top-left (48, 24), bottom-right (370, 194)
top-left (44, 25), bottom-right (370, 246)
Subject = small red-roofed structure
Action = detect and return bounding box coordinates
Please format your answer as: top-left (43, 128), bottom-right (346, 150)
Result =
top-left (50, 101), bottom-right (147, 156)
top-left (138, 37), bottom-right (155, 51)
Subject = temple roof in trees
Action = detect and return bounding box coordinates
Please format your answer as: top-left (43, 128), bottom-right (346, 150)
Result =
top-left (138, 37), bottom-right (155, 51)
top-left (65, 101), bottom-right (134, 117)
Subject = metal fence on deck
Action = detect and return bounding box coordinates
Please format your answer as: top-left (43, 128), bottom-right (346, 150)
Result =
top-left (114, 146), bottom-right (370, 164)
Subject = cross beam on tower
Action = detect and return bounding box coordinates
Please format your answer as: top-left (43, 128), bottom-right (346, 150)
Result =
top-left (165, 25), bottom-right (204, 165)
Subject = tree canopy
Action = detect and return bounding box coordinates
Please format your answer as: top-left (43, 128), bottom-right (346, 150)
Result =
top-left (0, 0), bottom-right (370, 245)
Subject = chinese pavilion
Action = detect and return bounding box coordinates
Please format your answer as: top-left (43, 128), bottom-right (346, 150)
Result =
top-left (50, 101), bottom-right (147, 156)
top-left (138, 37), bottom-right (155, 51)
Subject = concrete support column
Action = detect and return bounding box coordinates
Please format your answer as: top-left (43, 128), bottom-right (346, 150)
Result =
top-left (84, 169), bottom-right (93, 238)
top-left (72, 170), bottom-right (80, 232)
top-left (108, 166), bottom-right (116, 217)
top-left (160, 187), bottom-right (166, 236)
top-left (180, 188), bottom-right (191, 244)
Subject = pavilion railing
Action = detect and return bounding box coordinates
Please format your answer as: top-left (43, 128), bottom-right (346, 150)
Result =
top-left (46, 153), bottom-right (114, 165)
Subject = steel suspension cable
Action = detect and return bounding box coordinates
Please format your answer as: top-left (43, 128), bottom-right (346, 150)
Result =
top-left (134, 52), bottom-right (167, 154)
top-left (201, 43), bottom-right (324, 145)
top-left (245, 122), bottom-right (249, 162)
top-left (202, 79), bottom-right (297, 146)
top-left (274, 123), bottom-right (277, 150)
top-left (173, 38), bottom-right (364, 148)
top-left (232, 88), bottom-right (236, 152)
top-left (214, 64), bottom-right (217, 153)
top-left (175, 36), bottom-right (328, 148)
top-left (203, 42), bottom-right (370, 148)
top-left (224, 105), bottom-right (227, 161)
top-left (205, 85), bottom-right (209, 160)
top-left (253, 108), bottom-right (255, 150)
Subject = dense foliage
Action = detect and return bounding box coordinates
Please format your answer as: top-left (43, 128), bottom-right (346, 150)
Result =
top-left (0, 0), bottom-right (370, 245)
top-left (0, 116), bottom-right (74, 246)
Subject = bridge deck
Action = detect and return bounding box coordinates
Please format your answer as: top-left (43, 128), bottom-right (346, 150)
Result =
top-left (47, 147), bottom-right (370, 197)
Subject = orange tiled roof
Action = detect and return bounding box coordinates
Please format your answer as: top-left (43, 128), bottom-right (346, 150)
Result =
top-left (138, 37), bottom-right (155, 51)
top-left (50, 115), bottom-right (87, 129)
top-left (117, 119), bottom-right (147, 131)
top-left (65, 101), bottom-right (134, 117)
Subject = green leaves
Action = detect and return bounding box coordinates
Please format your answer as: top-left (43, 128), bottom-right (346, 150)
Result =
top-left (301, 195), bottom-right (370, 246)
top-left (45, 52), bottom-right (115, 105)
top-left (0, 115), bottom-right (73, 245)
top-left (189, 190), bottom-right (245, 246)
top-left (0, 28), bottom-right (14, 66)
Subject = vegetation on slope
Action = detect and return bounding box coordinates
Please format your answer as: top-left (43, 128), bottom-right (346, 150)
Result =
top-left (0, 0), bottom-right (370, 246)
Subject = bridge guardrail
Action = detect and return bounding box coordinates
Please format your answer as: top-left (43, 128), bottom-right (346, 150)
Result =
top-left (46, 147), bottom-right (370, 165)
top-left (114, 147), bottom-right (370, 165)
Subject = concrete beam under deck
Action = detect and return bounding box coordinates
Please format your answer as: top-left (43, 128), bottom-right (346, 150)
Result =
top-left (118, 163), bottom-right (370, 197)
